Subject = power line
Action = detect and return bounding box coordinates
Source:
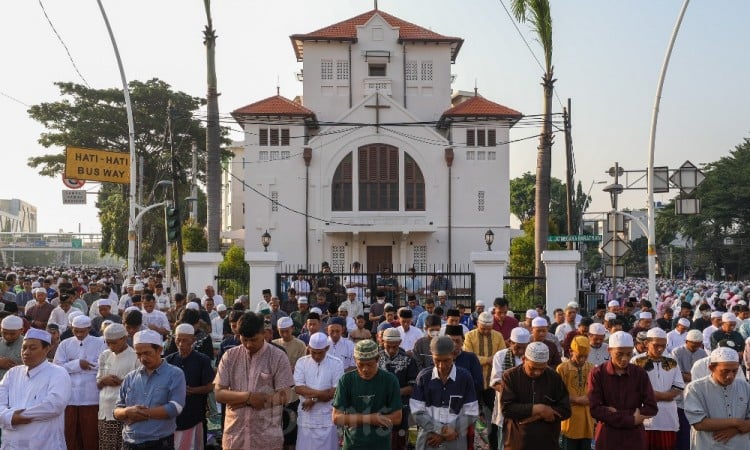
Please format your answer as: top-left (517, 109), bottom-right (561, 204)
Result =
top-left (38, 0), bottom-right (90, 88)
top-left (0, 91), bottom-right (30, 107)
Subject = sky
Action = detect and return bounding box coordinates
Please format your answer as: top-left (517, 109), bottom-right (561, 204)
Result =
top-left (3, 0), bottom-right (749, 234)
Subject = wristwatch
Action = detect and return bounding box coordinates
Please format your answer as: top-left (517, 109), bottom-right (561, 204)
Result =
top-left (311, 397), bottom-right (318, 402)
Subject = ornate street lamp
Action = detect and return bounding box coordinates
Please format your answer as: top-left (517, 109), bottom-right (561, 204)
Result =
top-left (484, 229), bottom-right (494, 251)
top-left (261, 230), bottom-right (271, 252)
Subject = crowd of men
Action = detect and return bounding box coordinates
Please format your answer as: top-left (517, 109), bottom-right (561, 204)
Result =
top-left (0, 265), bottom-right (749, 450)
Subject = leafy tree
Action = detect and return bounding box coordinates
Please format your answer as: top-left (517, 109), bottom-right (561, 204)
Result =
top-left (182, 219), bottom-right (208, 253)
top-left (510, 173), bottom-right (590, 235)
top-left (511, 0), bottom-right (555, 280)
top-left (26, 79), bottom-right (228, 265)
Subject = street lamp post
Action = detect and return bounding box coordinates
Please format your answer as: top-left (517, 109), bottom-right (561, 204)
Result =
top-left (484, 229), bottom-right (494, 251)
top-left (261, 230), bottom-right (271, 252)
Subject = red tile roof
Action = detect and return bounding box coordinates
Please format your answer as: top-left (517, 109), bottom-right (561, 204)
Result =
top-left (441, 94), bottom-right (522, 119)
top-left (232, 95), bottom-right (316, 120)
top-left (290, 9), bottom-right (463, 61)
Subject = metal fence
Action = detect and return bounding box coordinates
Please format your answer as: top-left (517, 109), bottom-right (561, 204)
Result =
top-left (502, 276), bottom-right (546, 313)
top-left (276, 268), bottom-right (476, 309)
top-left (214, 275), bottom-right (249, 304)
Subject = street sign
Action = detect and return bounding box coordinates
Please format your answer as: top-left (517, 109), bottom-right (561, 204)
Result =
top-left (600, 237), bottom-right (631, 259)
top-left (605, 265), bottom-right (625, 278)
top-left (607, 213), bottom-right (625, 233)
top-left (64, 146), bottom-right (130, 184)
top-left (670, 160), bottom-right (705, 194)
top-left (548, 235), bottom-right (602, 243)
top-left (62, 176), bottom-right (86, 189)
top-left (71, 239), bottom-right (83, 249)
top-left (62, 190), bottom-right (87, 205)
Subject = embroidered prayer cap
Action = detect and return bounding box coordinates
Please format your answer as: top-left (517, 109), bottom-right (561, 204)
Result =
top-left (476, 300), bottom-right (485, 307)
top-left (346, 288), bottom-right (357, 294)
top-left (310, 307), bottom-right (322, 315)
top-left (133, 329), bottom-right (163, 347)
top-left (710, 347), bottom-right (739, 364)
top-left (72, 315), bottom-right (92, 329)
top-left (604, 312), bottom-right (617, 321)
top-left (646, 327), bottom-right (667, 339)
top-left (589, 323), bottom-right (606, 336)
top-left (567, 301), bottom-right (580, 310)
top-left (133, 283), bottom-right (145, 292)
top-left (525, 309), bottom-right (538, 319)
top-left (186, 302), bottom-right (200, 311)
top-left (478, 311), bottom-right (494, 326)
top-left (277, 317), bottom-right (294, 329)
top-left (175, 323), bottom-right (194, 335)
top-left (309, 332), bottom-right (329, 350)
top-left (609, 331), bottom-right (634, 348)
top-left (639, 312), bottom-right (652, 320)
top-left (686, 330), bottom-right (704, 342)
top-left (24, 328), bottom-right (51, 345)
top-left (429, 335), bottom-right (455, 356)
top-left (570, 335), bottom-right (591, 356)
top-left (383, 328), bottom-right (402, 342)
top-left (298, 296), bottom-right (308, 304)
top-left (437, 290), bottom-right (447, 297)
top-left (524, 341), bottom-right (549, 363)
top-left (103, 323), bottom-right (127, 339)
top-left (607, 300), bottom-right (620, 308)
top-left (710, 311), bottom-right (722, 319)
top-left (677, 318), bottom-right (690, 328)
top-left (531, 317), bottom-right (548, 328)
top-left (68, 310), bottom-right (84, 325)
top-left (354, 339), bottom-right (380, 360)
top-left (722, 312), bottom-right (737, 323)
top-left (510, 327), bottom-right (530, 344)
top-left (0, 315), bottom-right (23, 330)
top-left (216, 304), bottom-right (227, 312)
top-left (260, 308), bottom-right (272, 315)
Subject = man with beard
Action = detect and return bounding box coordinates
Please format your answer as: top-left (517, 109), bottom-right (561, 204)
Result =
top-left (557, 336), bottom-right (595, 450)
top-left (378, 328), bottom-right (418, 450)
top-left (501, 341), bottom-right (571, 449)
top-left (489, 327), bottom-right (529, 450)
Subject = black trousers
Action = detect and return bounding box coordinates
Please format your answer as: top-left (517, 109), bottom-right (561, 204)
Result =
top-left (122, 434), bottom-right (174, 450)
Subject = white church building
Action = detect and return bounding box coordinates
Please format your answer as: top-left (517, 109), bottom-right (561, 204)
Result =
top-left (232, 8), bottom-right (522, 273)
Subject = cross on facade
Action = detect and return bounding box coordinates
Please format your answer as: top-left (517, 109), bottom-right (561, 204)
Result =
top-left (365, 92), bottom-right (390, 133)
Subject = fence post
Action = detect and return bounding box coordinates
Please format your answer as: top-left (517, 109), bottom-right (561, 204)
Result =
top-left (183, 252), bottom-right (224, 296)
top-left (470, 251), bottom-right (509, 304)
top-left (541, 250), bottom-right (581, 315)
top-left (245, 251), bottom-right (282, 311)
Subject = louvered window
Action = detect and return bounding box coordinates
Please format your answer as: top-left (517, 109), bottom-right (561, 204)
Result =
top-left (321, 60), bottom-right (333, 80)
top-left (359, 144), bottom-right (398, 211)
top-left (488, 129), bottom-right (497, 147)
top-left (405, 153), bottom-right (425, 211)
top-left (259, 129), bottom-right (268, 146)
top-left (332, 153), bottom-right (353, 211)
top-left (405, 61), bottom-right (418, 81)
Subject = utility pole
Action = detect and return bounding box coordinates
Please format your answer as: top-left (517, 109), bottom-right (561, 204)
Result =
top-left (190, 141), bottom-right (198, 222)
top-left (204, 0), bottom-right (221, 253)
top-left (168, 102), bottom-right (187, 294)
top-left (564, 98), bottom-right (575, 250)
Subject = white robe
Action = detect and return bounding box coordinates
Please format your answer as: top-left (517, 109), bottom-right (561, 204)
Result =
top-left (293, 354), bottom-right (344, 450)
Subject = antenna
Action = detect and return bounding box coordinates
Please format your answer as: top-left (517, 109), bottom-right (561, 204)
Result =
top-left (276, 75), bottom-right (280, 95)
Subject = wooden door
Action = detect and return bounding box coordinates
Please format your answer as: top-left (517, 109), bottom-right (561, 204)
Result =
top-left (366, 246), bottom-right (392, 272)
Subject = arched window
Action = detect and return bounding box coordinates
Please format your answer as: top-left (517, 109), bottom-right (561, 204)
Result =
top-left (404, 152), bottom-right (425, 211)
top-left (332, 153), bottom-right (352, 211)
top-left (359, 144), bottom-right (398, 211)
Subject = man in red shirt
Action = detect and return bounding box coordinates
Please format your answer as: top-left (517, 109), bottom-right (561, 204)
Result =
top-left (492, 297), bottom-right (519, 341)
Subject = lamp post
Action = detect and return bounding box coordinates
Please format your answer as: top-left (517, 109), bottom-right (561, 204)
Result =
top-left (261, 230), bottom-right (271, 252)
top-left (154, 180), bottom-right (173, 294)
top-left (484, 229), bottom-right (494, 251)
top-left (603, 182), bottom-right (624, 284)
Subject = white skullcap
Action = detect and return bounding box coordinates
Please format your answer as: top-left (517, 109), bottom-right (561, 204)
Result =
top-left (566, 301), bottom-right (579, 309)
top-left (438, 290), bottom-right (447, 297)
top-left (24, 328), bottom-right (51, 344)
top-left (686, 329), bottom-right (704, 342)
top-left (68, 310), bottom-right (83, 325)
top-left (103, 323), bottom-right (127, 339)
top-left (186, 302), bottom-right (200, 311)
top-left (33, 287), bottom-right (46, 295)
top-left (383, 328), bottom-right (402, 342)
top-left (608, 300), bottom-right (619, 308)
top-left (298, 296), bottom-right (308, 304)
top-left (525, 341), bottom-right (550, 363)
top-left (72, 315), bottom-right (92, 329)
top-left (604, 312), bottom-right (617, 321)
top-left (531, 317), bottom-right (548, 328)
top-left (1, 315), bottom-right (23, 330)
top-left (646, 327), bottom-right (667, 339)
top-left (722, 312), bottom-right (736, 323)
top-left (31, 282), bottom-right (41, 288)
top-left (710, 347), bottom-right (739, 364)
top-left (711, 311), bottom-right (723, 319)
top-left (609, 331), bottom-right (634, 348)
top-left (216, 304), bottom-right (227, 312)
top-left (310, 307), bottom-right (322, 315)
top-left (478, 311), bottom-right (494, 326)
top-left (308, 332), bottom-right (329, 350)
top-left (133, 329), bottom-right (163, 346)
top-left (175, 323), bottom-right (194, 335)
top-left (277, 317), bottom-right (294, 329)
top-left (475, 300), bottom-right (485, 307)
top-left (98, 299), bottom-right (112, 308)
top-left (589, 323), bottom-right (606, 335)
top-left (338, 304), bottom-right (349, 312)
top-left (677, 318), bottom-right (690, 327)
top-left (510, 327), bottom-right (530, 344)
top-left (639, 312), bottom-right (652, 320)
top-left (133, 283), bottom-right (145, 291)
top-left (124, 306), bottom-right (140, 314)
top-left (346, 288), bottom-right (357, 294)
top-left (525, 309), bottom-right (538, 319)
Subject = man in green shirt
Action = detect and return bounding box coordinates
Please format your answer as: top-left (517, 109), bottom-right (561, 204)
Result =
top-left (333, 339), bottom-right (402, 449)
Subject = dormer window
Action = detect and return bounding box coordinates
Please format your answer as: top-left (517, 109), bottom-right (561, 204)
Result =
top-left (368, 64), bottom-right (387, 77)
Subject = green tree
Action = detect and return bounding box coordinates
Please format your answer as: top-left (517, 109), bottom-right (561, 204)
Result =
top-left (511, 0), bottom-right (555, 280)
top-left (26, 79), bottom-right (226, 265)
top-left (204, 0), bottom-right (222, 252)
top-left (510, 173), bottom-right (590, 236)
top-left (182, 219), bottom-right (208, 253)
top-left (218, 245), bottom-right (249, 303)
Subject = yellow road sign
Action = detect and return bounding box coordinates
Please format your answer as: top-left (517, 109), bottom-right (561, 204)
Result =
top-left (64, 146), bottom-right (130, 184)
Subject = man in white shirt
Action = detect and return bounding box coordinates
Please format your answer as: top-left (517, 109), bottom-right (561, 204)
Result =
top-left (48, 293), bottom-right (78, 334)
top-left (141, 294), bottom-right (170, 338)
top-left (96, 323), bottom-right (140, 450)
top-left (154, 283), bottom-right (171, 312)
top-left (0, 328), bottom-right (72, 449)
top-left (117, 283), bottom-right (136, 313)
top-left (343, 262), bottom-right (368, 305)
top-left (587, 323), bottom-right (610, 366)
top-left (201, 285), bottom-right (224, 309)
top-left (327, 317), bottom-right (355, 371)
top-left (396, 308), bottom-right (423, 353)
top-left (294, 332), bottom-right (345, 450)
top-left (555, 306), bottom-right (578, 343)
top-left (54, 315), bottom-right (107, 450)
top-left (702, 311), bottom-right (722, 350)
top-left (211, 304), bottom-right (228, 344)
top-left (339, 288), bottom-right (364, 321)
top-left (666, 318), bottom-right (690, 355)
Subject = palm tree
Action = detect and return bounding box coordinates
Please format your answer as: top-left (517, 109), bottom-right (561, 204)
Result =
top-left (204, 0), bottom-right (221, 252)
top-left (511, 0), bottom-right (555, 283)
